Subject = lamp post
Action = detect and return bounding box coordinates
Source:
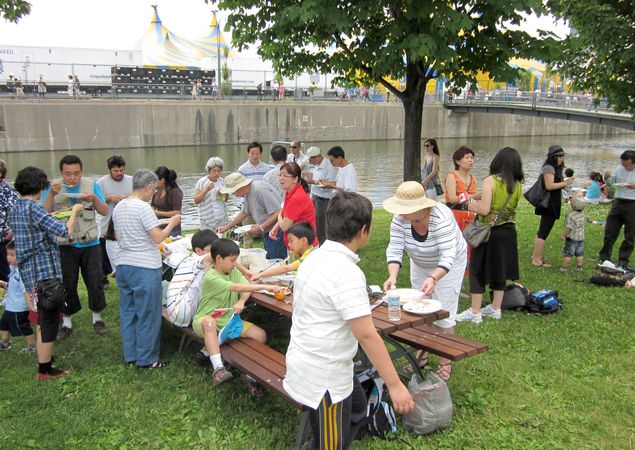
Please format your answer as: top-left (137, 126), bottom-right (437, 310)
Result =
top-left (213, 10), bottom-right (222, 100)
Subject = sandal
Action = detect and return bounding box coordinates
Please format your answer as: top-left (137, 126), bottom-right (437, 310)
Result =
top-left (138, 360), bottom-right (169, 369)
top-left (403, 352), bottom-right (430, 375)
top-left (435, 360), bottom-right (453, 382)
top-left (531, 258), bottom-right (552, 268)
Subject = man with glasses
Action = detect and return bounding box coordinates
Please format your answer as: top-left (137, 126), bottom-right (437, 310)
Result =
top-left (286, 140), bottom-right (308, 169)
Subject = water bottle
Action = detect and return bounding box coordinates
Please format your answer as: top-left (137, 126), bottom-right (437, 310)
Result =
top-left (387, 289), bottom-right (401, 321)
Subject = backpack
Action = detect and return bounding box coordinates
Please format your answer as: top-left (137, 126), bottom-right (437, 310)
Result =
top-left (590, 265), bottom-right (634, 287)
top-left (500, 283), bottom-right (530, 310)
top-left (525, 289), bottom-right (561, 314)
top-left (355, 368), bottom-right (397, 439)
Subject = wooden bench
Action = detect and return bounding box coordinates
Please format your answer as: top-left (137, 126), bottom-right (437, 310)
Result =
top-left (388, 323), bottom-right (488, 362)
top-left (161, 310), bottom-right (310, 449)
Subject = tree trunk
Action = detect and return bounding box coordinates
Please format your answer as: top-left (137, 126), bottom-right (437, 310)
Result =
top-left (401, 65), bottom-right (428, 181)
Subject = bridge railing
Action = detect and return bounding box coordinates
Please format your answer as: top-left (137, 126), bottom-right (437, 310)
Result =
top-left (444, 91), bottom-right (624, 115)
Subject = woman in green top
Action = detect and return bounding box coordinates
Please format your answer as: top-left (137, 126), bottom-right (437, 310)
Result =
top-left (455, 147), bottom-right (524, 323)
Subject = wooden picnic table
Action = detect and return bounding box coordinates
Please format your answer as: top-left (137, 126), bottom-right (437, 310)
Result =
top-left (248, 291), bottom-right (450, 336)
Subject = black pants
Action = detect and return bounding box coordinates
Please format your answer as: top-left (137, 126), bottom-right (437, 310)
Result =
top-left (60, 245), bottom-right (107, 315)
top-left (599, 198), bottom-right (635, 266)
top-left (307, 378), bottom-right (366, 450)
top-left (536, 215), bottom-right (558, 240)
top-left (0, 241), bottom-right (8, 282)
top-left (100, 237), bottom-right (113, 277)
top-left (312, 196), bottom-right (331, 245)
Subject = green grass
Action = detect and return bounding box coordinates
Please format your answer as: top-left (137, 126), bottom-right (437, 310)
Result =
top-left (1, 202), bottom-right (634, 449)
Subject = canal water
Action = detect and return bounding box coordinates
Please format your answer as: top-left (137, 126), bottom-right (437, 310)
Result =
top-left (3, 134), bottom-right (633, 228)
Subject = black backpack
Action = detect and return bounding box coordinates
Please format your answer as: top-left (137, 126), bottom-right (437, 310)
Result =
top-left (500, 283), bottom-right (530, 310)
top-left (590, 266), bottom-right (635, 287)
top-left (355, 368), bottom-right (397, 439)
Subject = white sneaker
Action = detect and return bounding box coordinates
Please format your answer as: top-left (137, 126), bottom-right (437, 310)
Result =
top-left (481, 304), bottom-right (502, 319)
top-left (454, 308), bottom-right (482, 324)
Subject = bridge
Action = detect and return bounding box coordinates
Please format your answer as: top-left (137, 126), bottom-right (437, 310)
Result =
top-left (444, 92), bottom-right (635, 131)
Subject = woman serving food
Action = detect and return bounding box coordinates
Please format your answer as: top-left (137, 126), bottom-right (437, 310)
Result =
top-left (382, 181), bottom-right (467, 381)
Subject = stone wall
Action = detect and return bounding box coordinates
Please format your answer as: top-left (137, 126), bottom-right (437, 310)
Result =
top-left (0, 100), bottom-right (628, 152)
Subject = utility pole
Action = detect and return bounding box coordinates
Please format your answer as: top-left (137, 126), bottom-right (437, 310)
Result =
top-left (213, 10), bottom-right (222, 100)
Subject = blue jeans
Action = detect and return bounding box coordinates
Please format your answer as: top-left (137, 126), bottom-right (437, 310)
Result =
top-left (116, 265), bottom-right (162, 366)
top-left (263, 228), bottom-right (288, 260)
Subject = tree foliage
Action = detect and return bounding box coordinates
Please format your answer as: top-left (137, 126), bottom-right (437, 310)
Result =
top-left (0, 0), bottom-right (31, 23)
top-left (548, 0), bottom-right (635, 115)
top-left (217, 0), bottom-right (556, 180)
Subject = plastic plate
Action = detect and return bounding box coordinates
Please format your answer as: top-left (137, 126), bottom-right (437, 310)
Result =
top-left (402, 299), bottom-right (443, 315)
top-left (382, 288), bottom-right (424, 305)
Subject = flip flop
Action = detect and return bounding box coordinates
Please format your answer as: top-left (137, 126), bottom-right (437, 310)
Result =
top-left (531, 260), bottom-right (552, 268)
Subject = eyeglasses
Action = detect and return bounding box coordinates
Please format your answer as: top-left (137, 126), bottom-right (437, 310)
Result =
top-left (279, 173), bottom-right (294, 179)
top-left (424, 144), bottom-right (433, 148)
top-left (290, 145), bottom-right (297, 149)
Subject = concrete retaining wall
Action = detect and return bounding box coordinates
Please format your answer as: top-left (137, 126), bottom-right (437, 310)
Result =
top-left (0, 100), bottom-right (629, 152)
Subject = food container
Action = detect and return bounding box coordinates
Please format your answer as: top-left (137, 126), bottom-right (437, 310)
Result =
top-left (239, 248), bottom-right (268, 268)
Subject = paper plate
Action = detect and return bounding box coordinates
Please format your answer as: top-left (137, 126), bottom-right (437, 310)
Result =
top-left (61, 193), bottom-right (84, 199)
top-left (614, 183), bottom-right (628, 188)
top-left (278, 274), bottom-right (296, 282)
top-left (234, 225), bottom-right (253, 234)
top-left (402, 299), bottom-right (443, 315)
top-left (382, 288), bottom-right (424, 305)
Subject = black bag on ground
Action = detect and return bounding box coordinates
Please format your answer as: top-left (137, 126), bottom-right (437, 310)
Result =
top-left (590, 266), bottom-right (635, 287)
top-left (36, 278), bottom-right (66, 311)
top-left (500, 283), bottom-right (530, 310)
top-left (355, 368), bottom-right (398, 439)
top-left (524, 174), bottom-right (550, 209)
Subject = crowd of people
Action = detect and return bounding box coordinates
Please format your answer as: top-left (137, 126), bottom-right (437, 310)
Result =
top-left (0, 140), bottom-right (632, 449)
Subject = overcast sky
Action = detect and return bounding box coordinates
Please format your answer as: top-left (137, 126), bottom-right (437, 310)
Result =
top-left (0, 0), bottom-right (567, 52)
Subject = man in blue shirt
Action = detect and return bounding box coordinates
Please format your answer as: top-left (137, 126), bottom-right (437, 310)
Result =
top-left (42, 155), bottom-right (110, 339)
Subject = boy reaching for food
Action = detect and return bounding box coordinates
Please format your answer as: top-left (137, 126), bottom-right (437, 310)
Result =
top-left (193, 238), bottom-right (282, 386)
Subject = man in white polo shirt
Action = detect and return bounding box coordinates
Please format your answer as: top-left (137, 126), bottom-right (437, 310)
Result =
top-left (325, 145), bottom-right (358, 193)
top-left (286, 139), bottom-right (308, 169)
top-left (237, 141), bottom-right (272, 181)
top-left (304, 146), bottom-right (336, 245)
top-left (284, 191), bottom-right (413, 449)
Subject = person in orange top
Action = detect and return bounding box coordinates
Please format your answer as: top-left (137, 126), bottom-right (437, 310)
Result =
top-left (445, 146), bottom-right (480, 232)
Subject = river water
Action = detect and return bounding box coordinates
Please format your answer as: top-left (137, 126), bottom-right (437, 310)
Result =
top-left (3, 134), bottom-right (633, 227)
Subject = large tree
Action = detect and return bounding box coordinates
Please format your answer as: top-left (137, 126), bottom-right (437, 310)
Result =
top-left (0, 0), bottom-right (31, 22)
top-left (218, 0), bottom-right (555, 180)
top-left (548, 0), bottom-right (635, 115)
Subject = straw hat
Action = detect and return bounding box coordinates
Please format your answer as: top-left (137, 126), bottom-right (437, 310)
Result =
top-left (220, 172), bottom-right (252, 194)
top-left (382, 181), bottom-right (438, 214)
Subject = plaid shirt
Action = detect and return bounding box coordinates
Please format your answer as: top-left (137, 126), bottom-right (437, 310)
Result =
top-left (8, 198), bottom-right (67, 292)
top-left (0, 181), bottom-right (19, 239)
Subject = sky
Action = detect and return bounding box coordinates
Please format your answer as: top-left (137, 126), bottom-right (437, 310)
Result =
top-left (0, 0), bottom-right (568, 53)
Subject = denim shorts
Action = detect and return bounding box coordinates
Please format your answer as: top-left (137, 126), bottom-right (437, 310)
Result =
top-left (563, 238), bottom-right (584, 257)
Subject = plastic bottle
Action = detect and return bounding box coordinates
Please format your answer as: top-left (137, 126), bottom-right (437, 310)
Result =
top-left (31, 289), bottom-right (38, 308)
top-left (387, 289), bottom-right (401, 321)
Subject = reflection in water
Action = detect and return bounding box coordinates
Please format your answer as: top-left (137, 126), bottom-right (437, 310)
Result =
top-left (4, 134), bottom-right (633, 227)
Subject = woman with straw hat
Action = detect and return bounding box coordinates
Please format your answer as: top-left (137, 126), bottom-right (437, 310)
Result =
top-left (383, 181), bottom-right (467, 381)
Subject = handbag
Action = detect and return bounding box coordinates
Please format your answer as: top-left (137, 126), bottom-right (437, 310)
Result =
top-left (462, 192), bottom-right (513, 247)
top-left (28, 203), bottom-right (66, 311)
top-left (524, 174), bottom-right (550, 209)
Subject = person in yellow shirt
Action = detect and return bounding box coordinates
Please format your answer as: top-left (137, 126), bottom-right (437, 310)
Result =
top-left (250, 222), bottom-right (316, 281)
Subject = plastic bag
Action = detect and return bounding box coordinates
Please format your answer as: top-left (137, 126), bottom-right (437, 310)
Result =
top-left (403, 372), bottom-right (453, 435)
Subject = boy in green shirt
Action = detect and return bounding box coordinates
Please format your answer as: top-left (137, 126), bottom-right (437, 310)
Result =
top-left (193, 238), bottom-right (282, 385)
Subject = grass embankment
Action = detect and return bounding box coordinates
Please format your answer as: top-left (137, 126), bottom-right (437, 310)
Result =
top-left (0, 202), bottom-right (633, 449)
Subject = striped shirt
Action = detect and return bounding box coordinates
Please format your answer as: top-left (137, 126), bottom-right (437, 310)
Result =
top-left (237, 160), bottom-right (272, 181)
top-left (195, 176), bottom-right (227, 230)
top-left (284, 240), bottom-right (370, 408)
top-left (9, 198), bottom-right (67, 292)
top-left (112, 198), bottom-right (161, 269)
top-left (386, 205), bottom-right (467, 273)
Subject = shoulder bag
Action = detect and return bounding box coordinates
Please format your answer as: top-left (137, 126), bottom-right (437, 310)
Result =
top-left (28, 203), bottom-right (66, 311)
top-left (524, 174), bottom-right (550, 209)
top-left (462, 192), bottom-right (513, 247)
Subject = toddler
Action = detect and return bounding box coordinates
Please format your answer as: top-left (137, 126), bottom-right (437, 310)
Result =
top-left (560, 197), bottom-right (586, 272)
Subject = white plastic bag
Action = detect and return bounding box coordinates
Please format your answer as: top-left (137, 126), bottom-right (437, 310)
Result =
top-left (403, 372), bottom-right (453, 435)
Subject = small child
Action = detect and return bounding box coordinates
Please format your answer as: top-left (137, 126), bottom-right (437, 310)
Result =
top-left (0, 241), bottom-right (36, 352)
top-left (560, 196), bottom-right (586, 272)
top-left (283, 192), bottom-right (413, 449)
top-left (193, 238), bottom-right (282, 385)
top-left (250, 221), bottom-right (316, 282)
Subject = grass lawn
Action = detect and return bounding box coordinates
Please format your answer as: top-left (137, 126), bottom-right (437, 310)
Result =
top-left (1, 201), bottom-right (633, 449)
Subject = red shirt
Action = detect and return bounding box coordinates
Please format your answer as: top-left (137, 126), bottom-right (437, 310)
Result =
top-left (283, 184), bottom-right (318, 247)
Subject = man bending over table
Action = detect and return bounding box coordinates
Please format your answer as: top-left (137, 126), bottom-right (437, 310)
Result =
top-left (283, 191), bottom-right (414, 450)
